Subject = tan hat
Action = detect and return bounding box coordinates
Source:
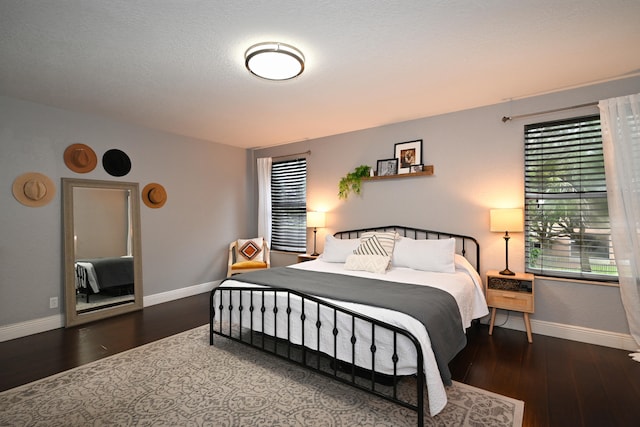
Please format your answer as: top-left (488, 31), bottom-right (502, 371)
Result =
top-left (12, 172), bottom-right (56, 207)
top-left (142, 183), bottom-right (167, 208)
top-left (64, 143), bottom-right (97, 173)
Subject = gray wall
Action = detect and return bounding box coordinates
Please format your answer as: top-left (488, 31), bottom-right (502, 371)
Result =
top-left (0, 96), bottom-right (248, 326)
top-left (2, 75), bottom-right (637, 339)
top-left (254, 76), bottom-right (640, 336)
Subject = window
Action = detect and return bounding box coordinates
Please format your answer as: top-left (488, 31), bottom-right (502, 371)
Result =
top-left (270, 158), bottom-right (307, 252)
top-left (524, 115), bottom-right (617, 281)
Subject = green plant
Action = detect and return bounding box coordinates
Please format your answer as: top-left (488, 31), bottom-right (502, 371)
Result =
top-left (338, 165), bottom-right (371, 199)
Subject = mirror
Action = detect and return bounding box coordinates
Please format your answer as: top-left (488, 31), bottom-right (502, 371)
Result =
top-left (63, 178), bottom-right (143, 327)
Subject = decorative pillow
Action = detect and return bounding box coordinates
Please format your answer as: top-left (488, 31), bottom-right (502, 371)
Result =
top-left (353, 234), bottom-right (388, 256)
top-left (237, 237), bottom-right (264, 262)
top-left (359, 231), bottom-right (398, 257)
top-left (392, 237), bottom-right (456, 273)
top-left (321, 235), bottom-right (360, 262)
top-left (344, 254), bottom-right (390, 274)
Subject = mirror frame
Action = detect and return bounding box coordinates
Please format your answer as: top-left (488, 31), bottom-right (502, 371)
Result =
top-left (63, 178), bottom-right (143, 327)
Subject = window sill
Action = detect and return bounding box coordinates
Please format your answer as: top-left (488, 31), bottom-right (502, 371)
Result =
top-left (271, 250), bottom-right (305, 255)
top-left (532, 274), bottom-right (619, 287)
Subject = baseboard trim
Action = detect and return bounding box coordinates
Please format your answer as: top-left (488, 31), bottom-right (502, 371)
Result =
top-left (0, 280), bottom-right (221, 343)
top-left (3, 284), bottom-right (635, 351)
top-left (489, 311), bottom-right (637, 351)
top-left (143, 281), bottom-right (220, 307)
top-left (0, 315), bottom-right (65, 342)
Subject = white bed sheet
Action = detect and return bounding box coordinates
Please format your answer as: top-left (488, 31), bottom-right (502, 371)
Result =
top-left (215, 258), bottom-right (488, 416)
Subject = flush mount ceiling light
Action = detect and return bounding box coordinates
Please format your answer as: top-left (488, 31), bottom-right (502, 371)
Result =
top-left (245, 42), bottom-right (305, 81)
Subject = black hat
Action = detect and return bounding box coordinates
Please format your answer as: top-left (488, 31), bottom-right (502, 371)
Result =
top-left (102, 149), bottom-right (131, 177)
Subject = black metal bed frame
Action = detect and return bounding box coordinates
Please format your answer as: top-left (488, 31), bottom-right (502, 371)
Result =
top-left (209, 225), bottom-right (480, 426)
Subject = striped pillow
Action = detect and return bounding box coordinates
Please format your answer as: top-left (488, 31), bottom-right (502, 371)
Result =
top-left (353, 234), bottom-right (388, 256)
top-left (359, 231), bottom-right (398, 256)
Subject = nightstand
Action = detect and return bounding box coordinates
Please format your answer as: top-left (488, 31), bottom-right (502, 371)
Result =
top-left (486, 270), bottom-right (535, 343)
top-left (297, 254), bottom-right (319, 263)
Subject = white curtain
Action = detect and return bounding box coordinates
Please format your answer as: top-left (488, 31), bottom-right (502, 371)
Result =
top-left (599, 93), bottom-right (640, 353)
top-left (257, 157), bottom-right (272, 244)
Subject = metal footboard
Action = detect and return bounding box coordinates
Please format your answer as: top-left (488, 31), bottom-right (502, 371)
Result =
top-left (210, 286), bottom-right (426, 426)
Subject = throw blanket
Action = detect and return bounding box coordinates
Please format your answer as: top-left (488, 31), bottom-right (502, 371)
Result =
top-left (226, 267), bottom-right (466, 385)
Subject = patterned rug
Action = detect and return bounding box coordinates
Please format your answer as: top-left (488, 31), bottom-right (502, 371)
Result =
top-left (0, 325), bottom-right (523, 426)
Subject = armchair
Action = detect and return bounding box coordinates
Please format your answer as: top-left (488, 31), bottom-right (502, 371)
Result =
top-left (227, 238), bottom-right (270, 277)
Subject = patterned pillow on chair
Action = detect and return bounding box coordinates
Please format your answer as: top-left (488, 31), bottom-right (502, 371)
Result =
top-left (237, 237), bottom-right (264, 262)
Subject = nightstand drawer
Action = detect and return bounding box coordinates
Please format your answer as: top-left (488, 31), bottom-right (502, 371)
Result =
top-left (487, 275), bottom-right (532, 293)
top-left (486, 289), bottom-right (534, 313)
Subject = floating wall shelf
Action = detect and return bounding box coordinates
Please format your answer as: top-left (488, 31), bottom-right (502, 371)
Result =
top-left (362, 165), bottom-right (434, 181)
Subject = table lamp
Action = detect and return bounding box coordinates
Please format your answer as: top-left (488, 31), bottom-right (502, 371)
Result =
top-left (306, 211), bottom-right (326, 256)
top-left (490, 208), bottom-right (523, 276)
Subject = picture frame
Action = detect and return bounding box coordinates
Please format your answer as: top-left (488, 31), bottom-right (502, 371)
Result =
top-left (376, 158), bottom-right (398, 176)
top-left (394, 139), bottom-right (422, 174)
top-left (410, 164), bottom-right (423, 173)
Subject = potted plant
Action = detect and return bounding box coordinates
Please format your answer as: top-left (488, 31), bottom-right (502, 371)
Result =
top-left (338, 165), bottom-right (371, 199)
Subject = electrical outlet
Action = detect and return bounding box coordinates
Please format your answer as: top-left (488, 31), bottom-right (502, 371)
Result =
top-left (49, 297), bottom-right (58, 309)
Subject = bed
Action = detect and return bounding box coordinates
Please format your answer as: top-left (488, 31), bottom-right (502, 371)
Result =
top-left (75, 256), bottom-right (134, 302)
top-left (210, 226), bottom-right (488, 425)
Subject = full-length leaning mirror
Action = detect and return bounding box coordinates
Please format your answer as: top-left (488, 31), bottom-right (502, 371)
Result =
top-left (63, 178), bottom-right (143, 327)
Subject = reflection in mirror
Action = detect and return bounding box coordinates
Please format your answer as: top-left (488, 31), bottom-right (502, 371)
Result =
top-left (63, 179), bottom-right (143, 327)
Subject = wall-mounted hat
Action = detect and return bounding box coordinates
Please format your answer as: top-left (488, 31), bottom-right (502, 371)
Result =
top-left (64, 143), bottom-right (97, 173)
top-left (102, 149), bottom-right (131, 177)
top-left (12, 172), bottom-right (56, 207)
top-left (142, 183), bottom-right (167, 208)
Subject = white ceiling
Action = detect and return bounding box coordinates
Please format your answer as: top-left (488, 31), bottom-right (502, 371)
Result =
top-left (1, 1), bottom-right (639, 149)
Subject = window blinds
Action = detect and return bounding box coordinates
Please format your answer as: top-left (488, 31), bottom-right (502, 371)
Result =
top-left (271, 158), bottom-right (307, 252)
top-left (524, 115), bottom-right (617, 281)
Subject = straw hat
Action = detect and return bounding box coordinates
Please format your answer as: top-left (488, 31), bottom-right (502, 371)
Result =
top-left (64, 143), bottom-right (97, 173)
top-left (142, 183), bottom-right (167, 208)
top-left (12, 172), bottom-right (56, 207)
top-left (102, 149), bottom-right (131, 177)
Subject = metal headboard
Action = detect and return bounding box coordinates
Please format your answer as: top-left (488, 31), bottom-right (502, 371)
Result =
top-left (334, 225), bottom-right (480, 272)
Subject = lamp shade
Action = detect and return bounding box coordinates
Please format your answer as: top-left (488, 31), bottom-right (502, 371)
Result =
top-left (306, 211), bottom-right (326, 228)
top-left (490, 208), bottom-right (523, 232)
top-left (245, 42), bottom-right (305, 80)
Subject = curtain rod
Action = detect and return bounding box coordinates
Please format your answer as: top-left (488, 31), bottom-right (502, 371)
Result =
top-left (501, 102), bottom-right (598, 123)
top-left (272, 150), bottom-right (311, 160)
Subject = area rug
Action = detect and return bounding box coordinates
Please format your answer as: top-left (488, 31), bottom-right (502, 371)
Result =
top-left (0, 325), bottom-right (523, 426)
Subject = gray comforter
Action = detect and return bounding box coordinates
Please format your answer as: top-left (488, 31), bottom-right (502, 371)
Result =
top-left (227, 267), bottom-right (466, 384)
top-left (78, 257), bottom-right (134, 290)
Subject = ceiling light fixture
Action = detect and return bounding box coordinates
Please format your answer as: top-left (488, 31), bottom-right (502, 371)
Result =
top-left (245, 42), bottom-right (305, 81)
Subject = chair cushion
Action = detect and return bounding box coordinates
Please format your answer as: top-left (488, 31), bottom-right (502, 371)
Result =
top-left (237, 237), bottom-right (264, 262)
top-left (231, 261), bottom-right (268, 270)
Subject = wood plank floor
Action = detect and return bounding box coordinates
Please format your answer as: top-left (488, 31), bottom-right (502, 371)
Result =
top-left (2, 292), bottom-right (639, 426)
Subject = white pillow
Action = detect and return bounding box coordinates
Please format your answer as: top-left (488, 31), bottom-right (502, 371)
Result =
top-left (321, 235), bottom-right (360, 263)
top-left (344, 254), bottom-right (390, 274)
top-left (392, 237), bottom-right (456, 273)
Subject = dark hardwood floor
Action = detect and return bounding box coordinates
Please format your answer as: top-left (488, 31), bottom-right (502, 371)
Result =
top-left (2, 292), bottom-right (639, 426)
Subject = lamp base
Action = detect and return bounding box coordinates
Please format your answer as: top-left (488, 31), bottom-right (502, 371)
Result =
top-left (310, 252), bottom-right (319, 257)
top-left (499, 268), bottom-right (516, 276)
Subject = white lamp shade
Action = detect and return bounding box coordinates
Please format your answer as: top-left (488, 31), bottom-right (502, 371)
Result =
top-left (306, 211), bottom-right (326, 228)
top-left (490, 208), bottom-right (523, 232)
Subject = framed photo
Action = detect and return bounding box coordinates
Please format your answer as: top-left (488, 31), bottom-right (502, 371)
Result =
top-left (410, 164), bottom-right (423, 173)
top-left (376, 158), bottom-right (398, 176)
top-left (394, 139), bottom-right (422, 174)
